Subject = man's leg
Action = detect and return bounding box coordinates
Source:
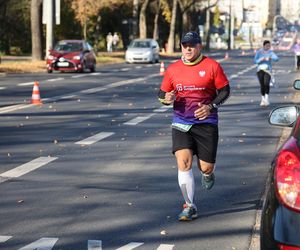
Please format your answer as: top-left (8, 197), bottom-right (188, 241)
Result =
top-left (175, 149), bottom-right (195, 207)
top-left (197, 160), bottom-right (215, 190)
top-left (175, 149), bottom-right (198, 221)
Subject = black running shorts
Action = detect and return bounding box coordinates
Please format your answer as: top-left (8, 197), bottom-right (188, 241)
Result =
top-left (172, 123), bottom-right (219, 163)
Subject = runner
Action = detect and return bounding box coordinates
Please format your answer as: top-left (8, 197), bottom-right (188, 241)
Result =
top-left (254, 40), bottom-right (279, 106)
top-left (158, 31), bottom-right (230, 221)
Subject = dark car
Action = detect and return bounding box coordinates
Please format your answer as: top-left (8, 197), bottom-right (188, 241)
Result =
top-left (260, 79), bottom-right (300, 250)
top-left (46, 40), bottom-right (96, 73)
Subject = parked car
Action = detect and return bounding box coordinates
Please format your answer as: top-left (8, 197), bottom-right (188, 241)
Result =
top-left (125, 38), bottom-right (159, 64)
top-left (46, 40), bottom-right (96, 73)
top-left (260, 79), bottom-right (300, 250)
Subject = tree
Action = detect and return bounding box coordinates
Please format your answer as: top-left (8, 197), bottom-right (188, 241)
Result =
top-left (153, 0), bottom-right (161, 40)
top-left (31, 0), bottom-right (43, 60)
top-left (70, 0), bottom-right (127, 40)
top-left (139, 0), bottom-right (150, 38)
top-left (166, 0), bottom-right (177, 53)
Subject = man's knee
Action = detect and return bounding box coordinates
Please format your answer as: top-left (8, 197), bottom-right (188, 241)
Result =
top-left (175, 149), bottom-right (193, 171)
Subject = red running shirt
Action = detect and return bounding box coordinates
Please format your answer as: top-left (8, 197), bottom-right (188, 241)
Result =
top-left (160, 56), bottom-right (229, 125)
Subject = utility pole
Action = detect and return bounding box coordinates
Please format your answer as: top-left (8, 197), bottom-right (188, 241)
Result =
top-left (227, 0), bottom-right (234, 50)
top-left (230, 0), bottom-right (234, 49)
top-left (44, 0), bottom-right (54, 57)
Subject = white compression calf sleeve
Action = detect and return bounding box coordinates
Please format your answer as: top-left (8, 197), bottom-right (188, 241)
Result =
top-left (178, 169), bottom-right (195, 207)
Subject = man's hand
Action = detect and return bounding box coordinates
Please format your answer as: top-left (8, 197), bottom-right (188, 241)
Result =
top-left (164, 90), bottom-right (176, 104)
top-left (194, 103), bottom-right (211, 120)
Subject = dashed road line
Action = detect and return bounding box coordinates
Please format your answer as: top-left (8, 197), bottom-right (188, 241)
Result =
top-left (0, 235), bottom-right (12, 242)
top-left (153, 105), bottom-right (173, 112)
top-left (124, 115), bottom-right (154, 125)
top-left (0, 104), bottom-right (34, 114)
top-left (18, 82), bottom-right (35, 86)
top-left (18, 237), bottom-right (58, 250)
top-left (0, 86), bottom-right (7, 89)
top-left (46, 77), bottom-right (65, 82)
top-left (115, 242), bottom-right (144, 250)
top-left (0, 156), bottom-right (58, 183)
top-left (88, 240), bottom-right (102, 250)
top-left (75, 132), bottom-right (115, 145)
top-left (157, 244), bottom-right (174, 250)
top-left (72, 75), bottom-right (86, 78)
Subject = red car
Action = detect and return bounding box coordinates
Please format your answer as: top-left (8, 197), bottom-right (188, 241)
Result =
top-left (46, 40), bottom-right (96, 73)
top-left (260, 79), bottom-right (300, 249)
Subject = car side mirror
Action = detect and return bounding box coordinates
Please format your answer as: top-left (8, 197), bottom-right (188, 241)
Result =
top-left (152, 45), bottom-right (156, 49)
top-left (269, 106), bottom-right (298, 127)
top-left (294, 79), bottom-right (300, 90)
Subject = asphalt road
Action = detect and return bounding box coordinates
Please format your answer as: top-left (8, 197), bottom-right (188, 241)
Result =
top-left (0, 50), bottom-right (299, 250)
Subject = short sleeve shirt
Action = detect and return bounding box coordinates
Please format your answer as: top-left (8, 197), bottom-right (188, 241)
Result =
top-left (160, 56), bottom-right (229, 125)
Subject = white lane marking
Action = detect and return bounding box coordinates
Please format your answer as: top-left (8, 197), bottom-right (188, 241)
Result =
top-left (157, 244), bottom-right (174, 250)
top-left (2, 74), bottom-right (159, 114)
top-left (0, 86), bottom-right (7, 90)
top-left (120, 68), bottom-right (130, 71)
top-left (81, 87), bottom-right (107, 94)
top-left (90, 72), bottom-right (101, 76)
top-left (115, 242), bottom-right (144, 250)
top-left (46, 77), bottom-right (65, 82)
top-left (18, 82), bottom-right (35, 86)
top-left (75, 132), bottom-right (114, 145)
top-left (61, 95), bottom-right (76, 99)
top-left (0, 235), bottom-right (12, 242)
top-left (72, 75), bottom-right (86, 78)
top-left (18, 237), bottom-right (58, 250)
top-left (124, 115), bottom-right (154, 125)
top-left (153, 105), bottom-right (173, 112)
top-left (0, 104), bottom-right (34, 114)
top-left (0, 157), bottom-right (57, 182)
top-left (88, 240), bottom-right (102, 250)
top-left (135, 66), bottom-right (142, 69)
top-left (80, 74), bottom-right (158, 95)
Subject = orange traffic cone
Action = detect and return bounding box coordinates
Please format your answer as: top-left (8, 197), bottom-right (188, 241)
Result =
top-left (160, 61), bottom-right (165, 76)
top-left (31, 81), bottom-right (42, 105)
top-left (224, 52), bottom-right (229, 60)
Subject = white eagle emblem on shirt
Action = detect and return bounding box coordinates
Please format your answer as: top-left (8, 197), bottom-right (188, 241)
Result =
top-left (199, 70), bottom-right (206, 77)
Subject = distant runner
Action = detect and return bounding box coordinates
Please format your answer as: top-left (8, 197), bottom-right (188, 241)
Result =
top-left (254, 40), bottom-right (279, 106)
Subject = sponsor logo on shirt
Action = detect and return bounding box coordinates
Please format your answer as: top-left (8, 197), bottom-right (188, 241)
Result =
top-left (176, 84), bottom-right (205, 91)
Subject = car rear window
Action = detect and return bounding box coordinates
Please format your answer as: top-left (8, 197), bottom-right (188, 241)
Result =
top-left (54, 43), bottom-right (83, 52)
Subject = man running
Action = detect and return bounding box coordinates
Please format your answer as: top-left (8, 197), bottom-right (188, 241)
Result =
top-left (158, 31), bottom-right (230, 221)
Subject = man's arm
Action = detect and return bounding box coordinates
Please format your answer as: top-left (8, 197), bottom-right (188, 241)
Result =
top-left (208, 84), bottom-right (230, 111)
top-left (158, 89), bottom-right (175, 105)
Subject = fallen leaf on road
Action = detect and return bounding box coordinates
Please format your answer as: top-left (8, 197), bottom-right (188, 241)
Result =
top-left (160, 230), bottom-right (167, 235)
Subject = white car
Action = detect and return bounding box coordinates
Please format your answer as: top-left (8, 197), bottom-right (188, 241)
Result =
top-left (125, 39), bottom-right (160, 64)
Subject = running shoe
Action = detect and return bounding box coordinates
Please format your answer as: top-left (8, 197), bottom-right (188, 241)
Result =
top-left (178, 204), bottom-right (198, 221)
top-left (201, 172), bottom-right (215, 190)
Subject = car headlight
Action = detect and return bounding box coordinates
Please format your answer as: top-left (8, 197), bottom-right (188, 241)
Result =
top-left (48, 55), bottom-right (55, 60)
top-left (73, 55), bottom-right (81, 60)
top-left (144, 51), bottom-right (151, 56)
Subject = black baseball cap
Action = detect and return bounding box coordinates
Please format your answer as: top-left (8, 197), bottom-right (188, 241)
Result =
top-left (181, 31), bottom-right (201, 45)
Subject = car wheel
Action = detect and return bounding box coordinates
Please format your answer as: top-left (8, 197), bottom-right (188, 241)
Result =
top-left (47, 69), bottom-right (53, 73)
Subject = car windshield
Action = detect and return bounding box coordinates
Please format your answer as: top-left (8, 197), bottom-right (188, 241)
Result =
top-left (54, 42), bottom-right (83, 52)
top-left (129, 41), bottom-right (151, 48)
